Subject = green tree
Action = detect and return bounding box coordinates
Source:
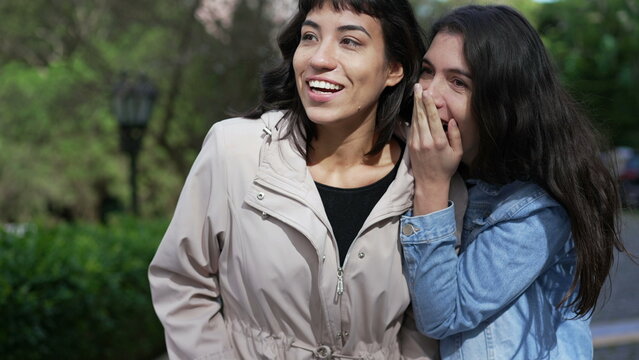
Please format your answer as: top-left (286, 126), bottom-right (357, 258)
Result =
top-left (536, 0), bottom-right (639, 147)
top-left (0, 0), bottom-right (279, 222)
top-left (410, 0), bottom-right (541, 32)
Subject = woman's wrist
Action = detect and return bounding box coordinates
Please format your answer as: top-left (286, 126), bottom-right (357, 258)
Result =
top-left (413, 182), bottom-right (450, 215)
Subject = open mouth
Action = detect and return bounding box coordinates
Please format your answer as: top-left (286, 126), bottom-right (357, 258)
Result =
top-left (308, 80), bottom-right (344, 94)
top-left (442, 122), bottom-right (449, 133)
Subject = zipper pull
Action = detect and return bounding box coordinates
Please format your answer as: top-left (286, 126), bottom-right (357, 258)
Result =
top-left (336, 267), bottom-right (344, 296)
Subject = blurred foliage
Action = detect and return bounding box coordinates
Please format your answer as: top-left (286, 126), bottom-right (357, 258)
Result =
top-left (0, 0), bottom-right (274, 222)
top-left (0, 216), bottom-right (168, 359)
top-left (536, 0), bottom-right (639, 147)
top-left (0, 0), bottom-right (637, 223)
top-left (410, 0), bottom-right (542, 32)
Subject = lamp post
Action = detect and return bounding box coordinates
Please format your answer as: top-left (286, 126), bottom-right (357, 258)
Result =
top-left (112, 72), bottom-right (157, 216)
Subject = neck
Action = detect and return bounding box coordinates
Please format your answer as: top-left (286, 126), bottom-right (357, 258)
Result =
top-left (308, 116), bottom-right (378, 168)
top-left (307, 117), bottom-right (401, 188)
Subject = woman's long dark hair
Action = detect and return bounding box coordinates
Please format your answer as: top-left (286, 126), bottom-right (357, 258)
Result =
top-left (245, 0), bottom-right (425, 157)
top-left (431, 5), bottom-right (625, 316)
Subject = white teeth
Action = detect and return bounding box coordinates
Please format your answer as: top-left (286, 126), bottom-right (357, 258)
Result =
top-left (309, 80), bottom-right (344, 91)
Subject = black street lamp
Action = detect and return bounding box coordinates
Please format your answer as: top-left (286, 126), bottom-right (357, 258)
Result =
top-left (112, 72), bottom-right (157, 216)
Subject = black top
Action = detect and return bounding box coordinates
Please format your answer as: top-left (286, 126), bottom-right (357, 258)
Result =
top-left (315, 146), bottom-right (404, 266)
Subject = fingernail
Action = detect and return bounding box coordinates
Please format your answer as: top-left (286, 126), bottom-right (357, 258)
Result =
top-left (449, 119), bottom-right (457, 127)
top-left (414, 83), bottom-right (422, 92)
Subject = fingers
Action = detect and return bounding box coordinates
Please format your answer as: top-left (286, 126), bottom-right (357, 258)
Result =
top-left (411, 83), bottom-right (454, 153)
top-left (447, 119), bottom-right (463, 154)
top-left (411, 83), bottom-right (429, 145)
top-left (409, 84), bottom-right (418, 143)
top-left (423, 92), bottom-right (446, 145)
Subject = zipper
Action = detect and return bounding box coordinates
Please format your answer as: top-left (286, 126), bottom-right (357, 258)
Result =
top-left (335, 249), bottom-right (352, 297)
top-left (333, 204), bottom-right (409, 298)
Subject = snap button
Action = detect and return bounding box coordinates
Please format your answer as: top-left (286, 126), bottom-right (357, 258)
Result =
top-left (343, 330), bottom-right (349, 337)
top-left (358, 252), bottom-right (365, 259)
top-left (401, 223), bottom-right (419, 236)
top-left (261, 211), bottom-right (269, 219)
top-left (314, 345), bottom-right (332, 359)
top-left (257, 192), bottom-right (265, 200)
top-left (322, 255), bottom-right (326, 262)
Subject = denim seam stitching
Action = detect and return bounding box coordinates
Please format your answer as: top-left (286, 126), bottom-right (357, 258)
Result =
top-left (486, 188), bottom-right (547, 226)
top-left (403, 228), bottom-right (456, 244)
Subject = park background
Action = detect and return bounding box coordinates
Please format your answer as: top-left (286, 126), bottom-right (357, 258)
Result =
top-left (1, 0), bottom-right (638, 358)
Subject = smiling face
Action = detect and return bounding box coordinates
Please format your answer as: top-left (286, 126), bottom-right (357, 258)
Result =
top-left (419, 31), bottom-right (479, 165)
top-left (293, 6), bottom-right (403, 130)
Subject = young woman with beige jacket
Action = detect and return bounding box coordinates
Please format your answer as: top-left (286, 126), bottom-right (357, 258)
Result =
top-left (148, 1), bottom-right (465, 359)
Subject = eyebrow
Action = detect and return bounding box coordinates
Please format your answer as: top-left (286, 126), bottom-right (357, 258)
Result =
top-left (302, 20), bottom-right (372, 39)
top-left (422, 59), bottom-right (472, 79)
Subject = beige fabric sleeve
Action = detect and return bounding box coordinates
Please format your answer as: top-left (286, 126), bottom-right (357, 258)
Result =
top-left (148, 124), bottom-right (236, 360)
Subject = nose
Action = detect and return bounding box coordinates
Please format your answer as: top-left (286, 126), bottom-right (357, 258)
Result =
top-left (309, 42), bottom-right (338, 71)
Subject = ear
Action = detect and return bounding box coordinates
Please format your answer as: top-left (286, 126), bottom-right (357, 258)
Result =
top-left (385, 61), bottom-right (404, 87)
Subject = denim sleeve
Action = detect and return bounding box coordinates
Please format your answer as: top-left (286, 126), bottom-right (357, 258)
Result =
top-left (401, 202), bottom-right (570, 339)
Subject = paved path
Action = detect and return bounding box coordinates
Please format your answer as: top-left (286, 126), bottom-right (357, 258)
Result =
top-left (593, 213), bottom-right (639, 321)
top-left (593, 212), bottom-right (639, 359)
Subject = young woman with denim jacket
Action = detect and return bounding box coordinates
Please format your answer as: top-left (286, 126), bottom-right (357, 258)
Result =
top-left (400, 5), bottom-right (628, 360)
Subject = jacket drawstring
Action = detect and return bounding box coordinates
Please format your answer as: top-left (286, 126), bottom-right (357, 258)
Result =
top-left (290, 341), bottom-right (364, 359)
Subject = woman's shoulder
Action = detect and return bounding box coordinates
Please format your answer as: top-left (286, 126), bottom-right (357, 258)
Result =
top-left (208, 110), bottom-right (286, 137)
top-left (202, 111), bottom-right (286, 148)
top-left (473, 180), bottom-right (565, 223)
top-left (195, 111), bottom-right (286, 165)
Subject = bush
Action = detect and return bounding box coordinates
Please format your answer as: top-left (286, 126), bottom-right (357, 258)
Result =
top-left (0, 217), bottom-right (168, 359)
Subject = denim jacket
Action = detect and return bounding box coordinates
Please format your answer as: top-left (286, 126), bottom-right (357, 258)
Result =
top-left (401, 180), bottom-right (592, 360)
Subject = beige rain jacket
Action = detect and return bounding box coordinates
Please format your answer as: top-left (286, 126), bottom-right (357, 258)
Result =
top-left (149, 111), bottom-right (466, 360)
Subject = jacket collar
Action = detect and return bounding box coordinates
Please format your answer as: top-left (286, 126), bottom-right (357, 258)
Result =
top-left (250, 111), bottom-right (467, 240)
top-left (258, 111), bottom-right (414, 210)
top-left (249, 112), bottom-right (414, 241)
top-left (255, 111), bottom-right (323, 205)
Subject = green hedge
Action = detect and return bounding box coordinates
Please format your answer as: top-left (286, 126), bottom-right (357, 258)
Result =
top-left (0, 217), bottom-right (168, 359)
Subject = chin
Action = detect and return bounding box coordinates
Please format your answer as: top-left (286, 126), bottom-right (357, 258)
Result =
top-left (304, 108), bottom-right (342, 126)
